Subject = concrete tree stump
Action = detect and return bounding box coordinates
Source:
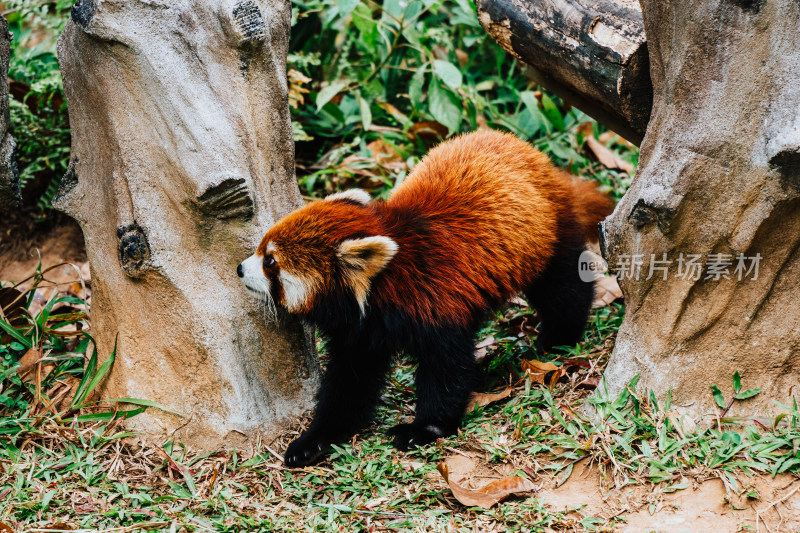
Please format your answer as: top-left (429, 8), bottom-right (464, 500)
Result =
top-left (54, 0), bottom-right (320, 447)
top-left (601, 0), bottom-right (800, 416)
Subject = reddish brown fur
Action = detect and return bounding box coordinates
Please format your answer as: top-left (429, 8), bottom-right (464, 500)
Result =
top-left (259, 130), bottom-right (614, 325)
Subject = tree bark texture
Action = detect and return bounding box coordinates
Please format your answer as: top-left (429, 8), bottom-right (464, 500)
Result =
top-left (601, 0), bottom-right (800, 417)
top-left (55, 0), bottom-right (320, 448)
top-left (0, 15), bottom-right (19, 209)
top-left (476, 0), bottom-right (652, 144)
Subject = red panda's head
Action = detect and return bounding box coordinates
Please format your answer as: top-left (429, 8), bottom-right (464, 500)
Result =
top-left (237, 189), bottom-right (398, 315)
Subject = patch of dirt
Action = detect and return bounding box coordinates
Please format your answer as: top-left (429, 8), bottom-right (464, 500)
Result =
top-left (540, 461), bottom-right (800, 532)
top-left (437, 454), bottom-right (800, 531)
top-left (0, 214), bottom-right (87, 287)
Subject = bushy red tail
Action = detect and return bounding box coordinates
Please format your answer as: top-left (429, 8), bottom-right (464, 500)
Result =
top-left (566, 175), bottom-right (616, 243)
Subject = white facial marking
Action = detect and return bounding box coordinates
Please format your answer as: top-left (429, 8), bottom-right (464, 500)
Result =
top-left (278, 270), bottom-right (317, 312)
top-left (240, 253), bottom-right (279, 320)
top-left (240, 254), bottom-right (268, 293)
top-left (324, 188), bottom-right (371, 205)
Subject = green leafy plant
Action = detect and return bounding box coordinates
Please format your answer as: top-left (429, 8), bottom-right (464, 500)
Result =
top-left (0, 263), bottom-right (160, 435)
top-left (4, 1), bottom-right (72, 219)
top-left (288, 0), bottom-right (637, 199)
top-left (711, 371), bottom-right (763, 415)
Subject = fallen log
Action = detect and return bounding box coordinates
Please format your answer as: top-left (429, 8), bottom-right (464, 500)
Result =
top-left (476, 0), bottom-right (652, 144)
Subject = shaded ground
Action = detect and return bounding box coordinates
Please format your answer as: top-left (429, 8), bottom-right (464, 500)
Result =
top-left (0, 213), bottom-right (87, 288)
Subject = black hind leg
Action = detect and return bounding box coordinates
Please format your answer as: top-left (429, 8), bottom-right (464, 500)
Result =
top-left (525, 246), bottom-right (595, 353)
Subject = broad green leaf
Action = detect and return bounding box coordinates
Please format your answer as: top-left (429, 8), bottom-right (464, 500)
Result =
top-left (711, 384), bottom-right (726, 409)
top-left (357, 93), bottom-right (372, 131)
top-left (734, 388), bottom-right (762, 400)
top-left (316, 81), bottom-right (348, 112)
top-left (733, 371), bottom-right (741, 394)
top-left (519, 91), bottom-right (548, 135)
top-left (408, 68), bottom-right (426, 108)
top-left (428, 80), bottom-right (461, 135)
top-left (0, 319), bottom-right (32, 349)
top-left (72, 334), bottom-right (117, 409)
top-left (351, 4), bottom-right (377, 46)
top-left (338, 0), bottom-right (359, 19)
top-left (540, 92), bottom-right (564, 131)
top-left (433, 59), bottom-right (462, 90)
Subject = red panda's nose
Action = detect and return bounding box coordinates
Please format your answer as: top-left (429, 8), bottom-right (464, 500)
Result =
top-left (237, 264), bottom-right (244, 278)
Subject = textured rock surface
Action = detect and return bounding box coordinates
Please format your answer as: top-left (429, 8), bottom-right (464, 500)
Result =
top-left (602, 0), bottom-right (800, 417)
top-left (55, 0), bottom-right (320, 448)
top-left (0, 14), bottom-right (19, 209)
top-left (476, 0), bottom-right (651, 144)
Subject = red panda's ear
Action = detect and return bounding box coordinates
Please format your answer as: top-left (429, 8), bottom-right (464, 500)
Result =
top-left (324, 189), bottom-right (371, 205)
top-left (337, 236), bottom-right (398, 313)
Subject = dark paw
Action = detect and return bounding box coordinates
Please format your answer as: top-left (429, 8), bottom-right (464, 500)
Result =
top-left (387, 422), bottom-right (444, 451)
top-left (284, 431), bottom-right (329, 467)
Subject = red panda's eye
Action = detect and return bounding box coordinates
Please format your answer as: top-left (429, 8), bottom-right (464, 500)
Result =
top-left (263, 255), bottom-right (276, 268)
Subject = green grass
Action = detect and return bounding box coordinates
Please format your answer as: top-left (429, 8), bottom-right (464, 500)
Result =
top-left (3, 281), bottom-right (800, 531)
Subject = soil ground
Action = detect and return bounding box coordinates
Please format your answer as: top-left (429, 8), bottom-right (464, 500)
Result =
top-left (0, 214), bottom-right (87, 288)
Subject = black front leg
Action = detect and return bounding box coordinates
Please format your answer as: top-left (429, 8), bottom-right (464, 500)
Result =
top-left (285, 338), bottom-right (391, 467)
top-left (389, 326), bottom-right (479, 450)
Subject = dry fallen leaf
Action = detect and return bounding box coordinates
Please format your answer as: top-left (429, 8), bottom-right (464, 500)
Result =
top-left (409, 121), bottom-right (448, 146)
top-left (593, 275), bottom-right (623, 307)
top-left (17, 348), bottom-right (43, 380)
top-left (586, 136), bottom-right (635, 173)
top-left (521, 359), bottom-right (565, 387)
top-left (598, 130), bottom-right (635, 148)
top-left (577, 376), bottom-right (601, 390)
top-left (437, 461), bottom-right (535, 508)
top-left (578, 121), bottom-right (635, 173)
top-left (465, 386), bottom-right (512, 413)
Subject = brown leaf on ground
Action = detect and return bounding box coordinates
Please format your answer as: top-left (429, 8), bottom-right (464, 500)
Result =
top-left (437, 461), bottom-right (535, 508)
top-left (455, 49), bottom-right (468, 67)
top-left (338, 139), bottom-right (407, 178)
top-left (507, 314), bottom-right (537, 338)
top-left (521, 359), bottom-right (566, 388)
top-left (465, 386), bottom-right (512, 413)
top-left (578, 122), bottom-right (635, 173)
top-left (577, 376), bottom-right (601, 390)
top-left (593, 275), bottom-right (623, 307)
top-left (49, 377), bottom-right (82, 411)
top-left (0, 522), bottom-right (14, 532)
top-left (17, 348), bottom-right (42, 379)
top-left (598, 130), bottom-right (635, 148)
top-left (409, 121), bottom-right (448, 146)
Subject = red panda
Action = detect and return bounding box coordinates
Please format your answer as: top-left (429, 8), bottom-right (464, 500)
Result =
top-left (238, 129), bottom-right (615, 467)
